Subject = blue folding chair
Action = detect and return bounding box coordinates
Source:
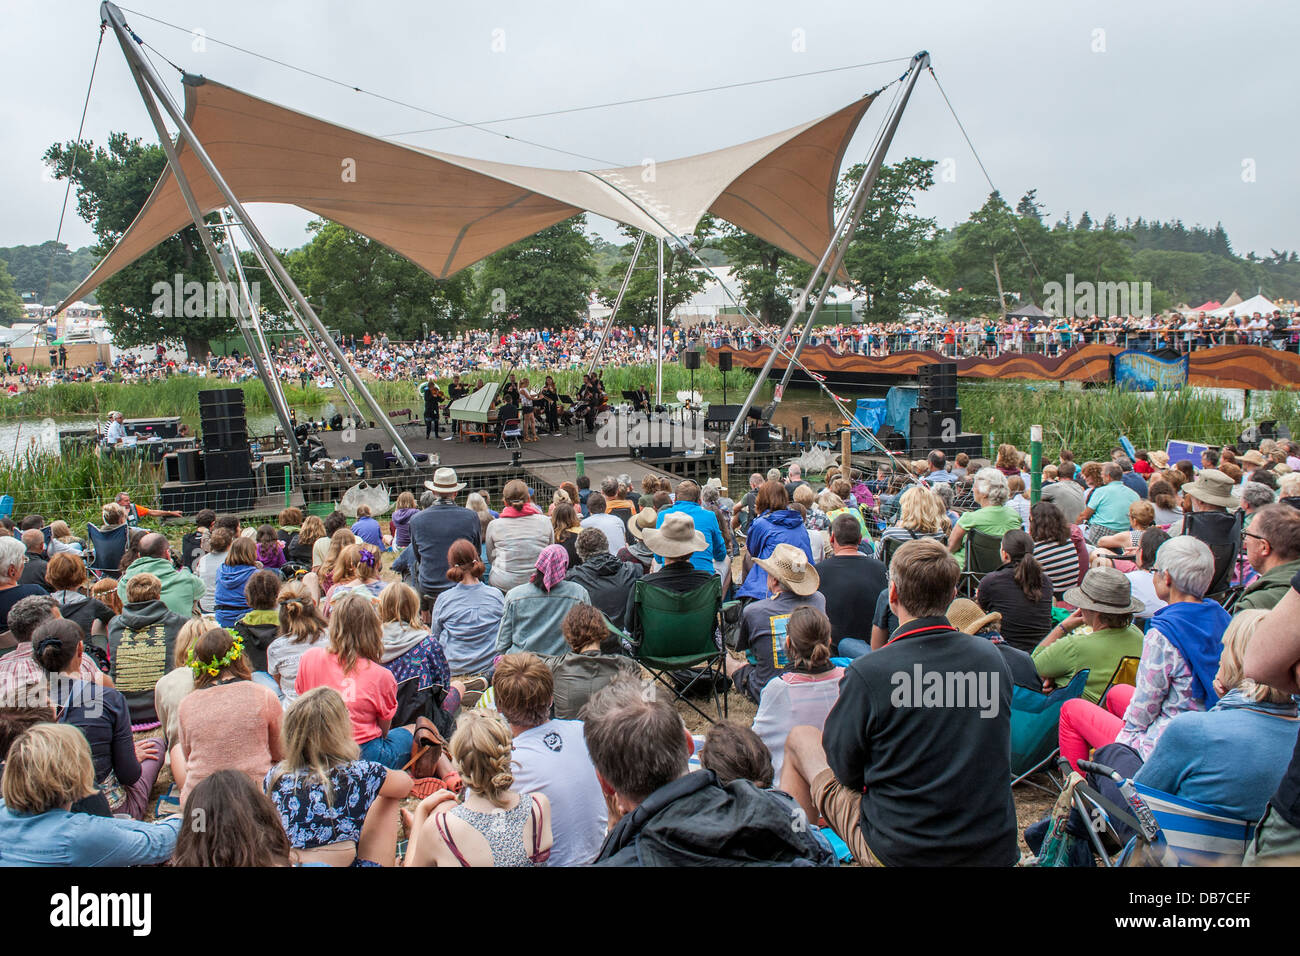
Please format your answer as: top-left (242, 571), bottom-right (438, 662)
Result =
top-left (1009, 668), bottom-right (1090, 794)
top-left (87, 523), bottom-right (128, 577)
top-left (0, 495), bottom-right (12, 519)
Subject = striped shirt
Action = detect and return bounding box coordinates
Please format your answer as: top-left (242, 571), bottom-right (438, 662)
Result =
top-left (1035, 539), bottom-right (1081, 593)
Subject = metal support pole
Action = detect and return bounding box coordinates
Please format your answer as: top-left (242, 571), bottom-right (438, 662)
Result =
top-left (101, 2), bottom-right (419, 468)
top-left (588, 231), bottom-right (645, 375)
top-left (232, 220), bottom-right (367, 424)
top-left (105, 24), bottom-right (299, 460)
top-left (656, 237), bottom-right (664, 407)
top-left (775, 50), bottom-right (930, 402)
top-left (726, 50), bottom-right (931, 446)
top-left (1030, 424), bottom-right (1043, 505)
top-left (218, 210), bottom-right (300, 458)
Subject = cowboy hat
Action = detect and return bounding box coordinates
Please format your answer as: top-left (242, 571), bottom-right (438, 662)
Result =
top-left (945, 598), bottom-right (1001, 636)
top-left (642, 512), bottom-right (707, 558)
top-left (1062, 567), bottom-right (1145, 615)
top-left (754, 543), bottom-right (820, 596)
top-left (1181, 468), bottom-right (1239, 510)
top-left (424, 467), bottom-right (466, 494)
top-left (704, 477), bottom-right (728, 493)
top-left (627, 506), bottom-right (658, 541)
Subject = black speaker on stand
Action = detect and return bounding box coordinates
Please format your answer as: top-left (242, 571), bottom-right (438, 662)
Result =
top-left (718, 350), bottom-right (732, 406)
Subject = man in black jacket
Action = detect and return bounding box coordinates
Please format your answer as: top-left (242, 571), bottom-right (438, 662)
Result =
top-left (408, 468), bottom-right (481, 607)
top-left (565, 528), bottom-right (641, 631)
top-left (585, 678), bottom-right (833, 866)
top-left (782, 537), bottom-right (1018, 867)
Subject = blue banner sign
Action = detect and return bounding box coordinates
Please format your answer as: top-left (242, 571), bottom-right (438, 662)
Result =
top-left (1114, 349), bottom-right (1189, 391)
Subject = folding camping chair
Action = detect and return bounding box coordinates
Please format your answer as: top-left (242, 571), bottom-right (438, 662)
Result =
top-left (86, 522), bottom-right (128, 578)
top-left (1009, 668), bottom-right (1090, 794)
top-left (628, 576), bottom-right (726, 723)
top-left (1100, 655), bottom-right (1140, 707)
top-left (498, 418), bottom-right (522, 450)
top-left (1069, 758), bottom-right (1257, 867)
top-left (960, 528), bottom-right (1004, 596)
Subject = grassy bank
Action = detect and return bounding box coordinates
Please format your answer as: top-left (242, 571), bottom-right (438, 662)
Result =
top-left (0, 364), bottom-right (728, 424)
top-left (0, 450), bottom-right (160, 530)
top-left (955, 383), bottom-right (1276, 460)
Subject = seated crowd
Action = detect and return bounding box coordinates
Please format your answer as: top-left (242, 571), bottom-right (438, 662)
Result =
top-left (2, 434), bottom-right (1300, 867)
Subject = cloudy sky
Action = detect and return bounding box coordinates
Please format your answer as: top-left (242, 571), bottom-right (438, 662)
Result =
top-left (2, 0), bottom-right (1296, 261)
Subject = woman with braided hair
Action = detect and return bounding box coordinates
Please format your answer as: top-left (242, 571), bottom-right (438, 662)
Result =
top-left (403, 710), bottom-right (552, 867)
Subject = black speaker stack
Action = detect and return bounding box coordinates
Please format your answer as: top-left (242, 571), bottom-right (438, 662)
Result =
top-left (908, 362), bottom-right (982, 459)
top-left (159, 388), bottom-right (257, 514)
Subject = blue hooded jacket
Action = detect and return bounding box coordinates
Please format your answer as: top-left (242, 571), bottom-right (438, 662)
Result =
top-left (1150, 599), bottom-right (1231, 706)
top-left (214, 562), bottom-right (258, 628)
top-left (739, 509), bottom-right (814, 600)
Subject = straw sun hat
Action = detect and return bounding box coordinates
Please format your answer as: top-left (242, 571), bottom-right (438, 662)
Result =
top-left (945, 598), bottom-right (1000, 636)
top-left (627, 507), bottom-right (658, 541)
top-left (754, 543), bottom-right (820, 596)
top-left (642, 512), bottom-right (707, 558)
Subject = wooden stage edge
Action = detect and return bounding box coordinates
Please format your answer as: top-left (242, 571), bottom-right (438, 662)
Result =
top-left (707, 344), bottom-right (1300, 392)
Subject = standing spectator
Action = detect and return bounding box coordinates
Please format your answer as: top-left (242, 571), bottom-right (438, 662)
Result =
top-left (409, 468), bottom-right (482, 606)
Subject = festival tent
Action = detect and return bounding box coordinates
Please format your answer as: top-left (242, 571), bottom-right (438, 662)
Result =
top-left (56, 76), bottom-right (879, 310)
top-left (1005, 303), bottom-right (1053, 320)
top-left (1210, 294), bottom-right (1278, 318)
top-left (1188, 300), bottom-right (1221, 312)
top-left (1221, 290), bottom-right (1244, 309)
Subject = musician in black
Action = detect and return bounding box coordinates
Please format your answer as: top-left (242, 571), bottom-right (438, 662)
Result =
top-left (541, 376), bottom-right (561, 434)
top-left (502, 376), bottom-right (520, 409)
top-left (632, 383), bottom-right (652, 414)
top-left (447, 373), bottom-right (469, 439)
top-left (577, 374), bottom-right (600, 432)
top-left (421, 378), bottom-right (444, 439)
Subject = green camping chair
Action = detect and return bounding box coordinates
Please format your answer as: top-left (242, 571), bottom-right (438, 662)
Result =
top-left (1010, 668), bottom-right (1090, 794)
top-left (960, 528), bottom-right (1005, 596)
top-left (629, 576), bottom-right (726, 724)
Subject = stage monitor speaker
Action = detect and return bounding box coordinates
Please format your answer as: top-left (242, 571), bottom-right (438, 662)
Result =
top-left (164, 453), bottom-right (180, 484)
top-left (177, 448), bottom-right (202, 484)
top-left (718, 351), bottom-right (732, 372)
top-left (362, 447), bottom-right (389, 477)
top-left (637, 445), bottom-right (674, 460)
top-left (683, 351), bottom-right (701, 370)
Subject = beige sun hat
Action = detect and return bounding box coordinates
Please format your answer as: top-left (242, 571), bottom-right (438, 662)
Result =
top-left (754, 543), bottom-right (820, 596)
top-left (704, 477), bottom-right (728, 493)
top-left (627, 506), bottom-right (658, 541)
top-left (1062, 567), bottom-right (1146, 615)
top-left (424, 467), bottom-right (466, 494)
top-left (642, 512), bottom-right (707, 558)
top-left (1181, 468), bottom-right (1239, 510)
top-left (946, 598), bottom-right (1001, 636)
top-left (1240, 450), bottom-right (1267, 467)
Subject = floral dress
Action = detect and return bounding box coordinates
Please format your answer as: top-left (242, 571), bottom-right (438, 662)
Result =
top-left (267, 759), bottom-right (389, 866)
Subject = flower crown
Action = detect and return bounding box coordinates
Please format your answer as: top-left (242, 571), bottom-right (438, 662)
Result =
top-left (186, 631), bottom-right (244, 678)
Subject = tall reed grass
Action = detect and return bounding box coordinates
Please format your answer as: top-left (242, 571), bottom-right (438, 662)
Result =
top-left (0, 449), bottom-right (157, 530)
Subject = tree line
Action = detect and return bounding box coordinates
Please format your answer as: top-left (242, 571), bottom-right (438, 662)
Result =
top-left (3, 132), bottom-right (1295, 354)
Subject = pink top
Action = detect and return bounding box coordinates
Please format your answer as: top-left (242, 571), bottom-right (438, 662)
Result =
top-left (295, 647), bottom-right (397, 745)
top-left (177, 679), bottom-right (283, 807)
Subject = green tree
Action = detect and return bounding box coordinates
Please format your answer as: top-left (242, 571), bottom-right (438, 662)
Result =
top-left (702, 213), bottom-right (810, 326)
top-left (285, 220), bottom-right (473, 339)
top-left (943, 191), bottom-right (1040, 316)
top-left (43, 133), bottom-right (229, 357)
top-left (598, 224), bottom-right (709, 323)
top-left (0, 258), bottom-right (23, 321)
top-left (477, 218), bottom-right (596, 327)
top-left (838, 157), bottom-right (943, 322)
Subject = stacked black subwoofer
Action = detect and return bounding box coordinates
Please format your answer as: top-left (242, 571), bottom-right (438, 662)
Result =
top-left (159, 388), bottom-right (257, 513)
top-left (908, 362), bottom-right (982, 459)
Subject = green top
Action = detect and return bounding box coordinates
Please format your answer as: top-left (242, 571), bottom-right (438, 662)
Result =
top-left (1236, 559), bottom-right (1300, 613)
top-left (954, 504), bottom-right (1022, 564)
top-left (1031, 623), bottom-right (1145, 704)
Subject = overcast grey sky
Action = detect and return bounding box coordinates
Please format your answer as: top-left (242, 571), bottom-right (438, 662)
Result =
top-left (2, 0), bottom-right (1296, 260)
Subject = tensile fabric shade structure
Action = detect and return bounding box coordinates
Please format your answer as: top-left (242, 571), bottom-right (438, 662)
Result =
top-left (57, 75), bottom-right (879, 310)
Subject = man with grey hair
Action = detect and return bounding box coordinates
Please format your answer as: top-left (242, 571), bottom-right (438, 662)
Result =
top-left (1237, 504), bottom-right (1300, 612)
top-left (585, 678), bottom-right (833, 867)
top-left (0, 536), bottom-right (47, 633)
top-left (17, 529), bottom-right (49, 591)
top-left (1241, 481), bottom-right (1277, 519)
top-left (565, 527), bottom-right (642, 631)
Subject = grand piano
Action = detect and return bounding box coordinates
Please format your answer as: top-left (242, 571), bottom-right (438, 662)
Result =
top-left (448, 382), bottom-right (499, 442)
